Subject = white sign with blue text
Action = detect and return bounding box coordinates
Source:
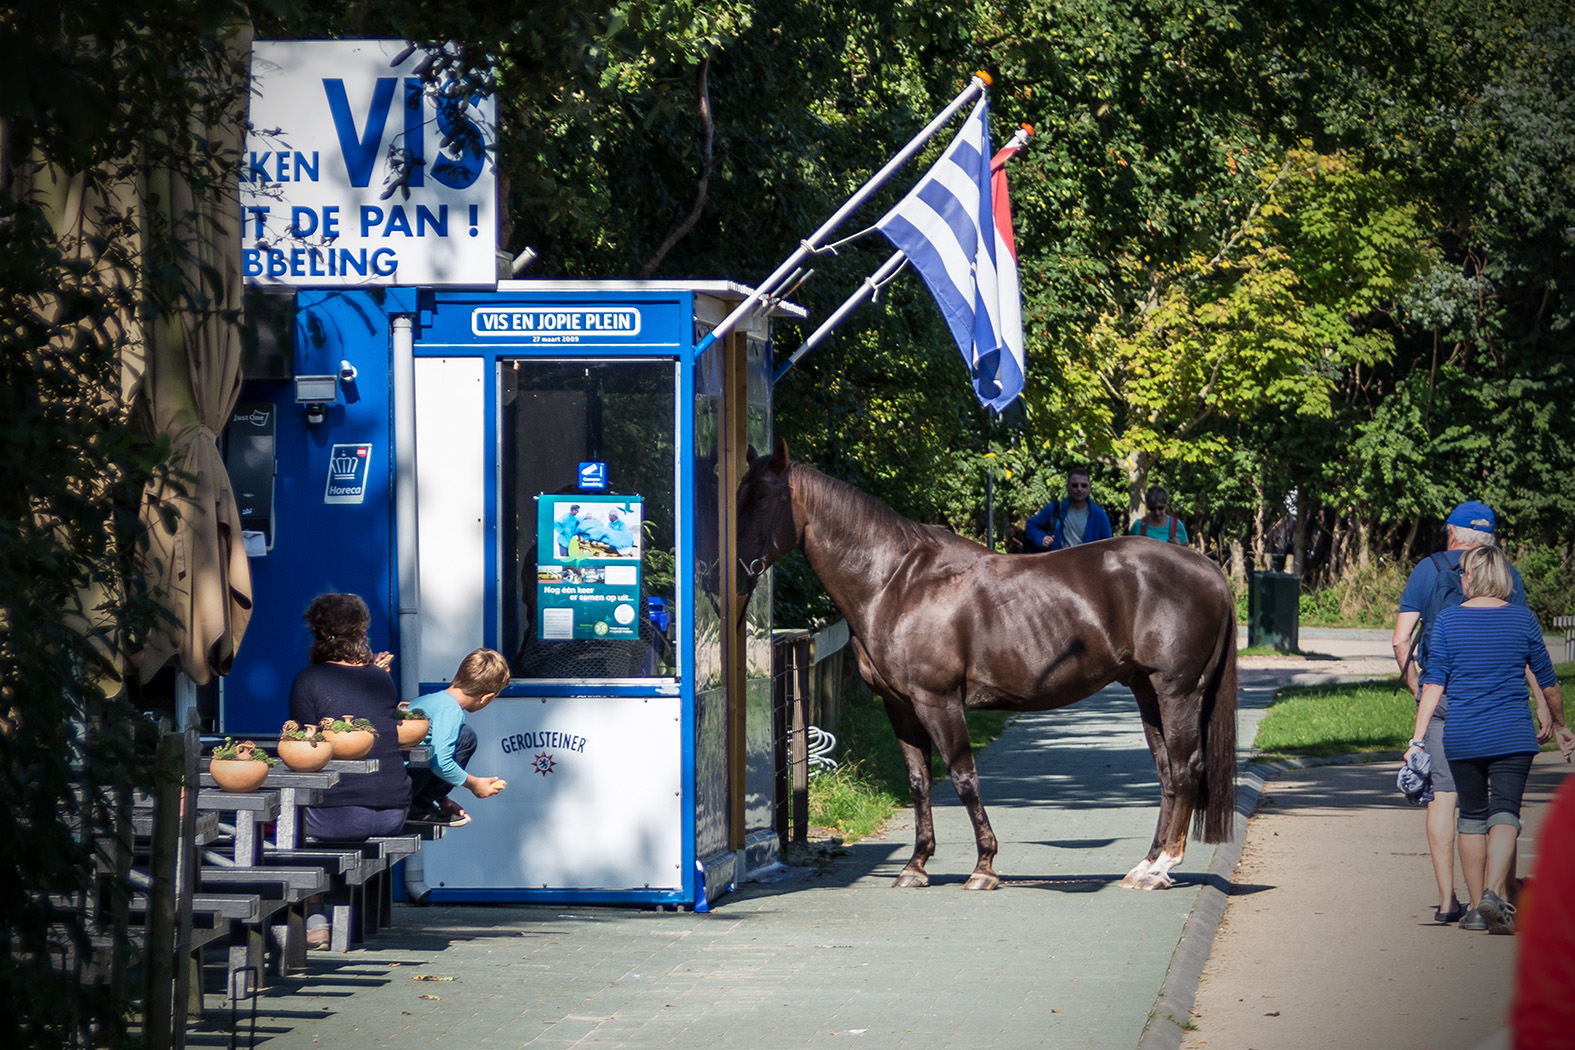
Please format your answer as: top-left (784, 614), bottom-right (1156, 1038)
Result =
top-left (242, 40), bottom-right (497, 287)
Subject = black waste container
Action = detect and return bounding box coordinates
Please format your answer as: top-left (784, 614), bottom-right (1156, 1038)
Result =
top-left (1248, 571), bottom-right (1300, 652)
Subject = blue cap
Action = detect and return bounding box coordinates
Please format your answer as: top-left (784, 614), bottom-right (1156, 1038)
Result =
top-left (1445, 501), bottom-right (1495, 533)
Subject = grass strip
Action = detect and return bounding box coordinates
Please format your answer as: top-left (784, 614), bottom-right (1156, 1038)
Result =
top-left (807, 691), bottom-right (1011, 842)
top-left (1252, 661), bottom-right (1575, 760)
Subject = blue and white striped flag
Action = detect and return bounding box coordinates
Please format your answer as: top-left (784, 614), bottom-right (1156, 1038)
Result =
top-left (876, 97), bottom-right (1025, 412)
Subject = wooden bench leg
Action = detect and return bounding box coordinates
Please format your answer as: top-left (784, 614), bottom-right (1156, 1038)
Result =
top-left (357, 881), bottom-right (378, 938)
top-left (228, 923), bottom-right (266, 1000)
top-left (329, 902), bottom-right (354, 953)
top-left (378, 868), bottom-right (394, 928)
top-left (270, 907), bottom-right (307, 975)
top-left (186, 954), bottom-right (205, 1021)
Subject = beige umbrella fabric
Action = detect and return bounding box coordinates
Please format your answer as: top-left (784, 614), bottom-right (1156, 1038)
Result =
top-left (133, 34), bottom-right (254, 686)
top-left (14, 24), bottom-right (257, 688)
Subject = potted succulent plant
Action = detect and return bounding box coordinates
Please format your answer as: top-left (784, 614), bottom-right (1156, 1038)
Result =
top-left (395, 702), bottom-right (431, 747)
top-left (320, 715), bottom-right (378, 759)
top-left (277, 720), bottom-right (334, 771)
top-left (209, 738), bottom-right (274, 792)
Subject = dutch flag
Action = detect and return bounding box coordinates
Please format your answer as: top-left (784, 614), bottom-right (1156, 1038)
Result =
top-left (876, 97), bottom-right (1026, 413)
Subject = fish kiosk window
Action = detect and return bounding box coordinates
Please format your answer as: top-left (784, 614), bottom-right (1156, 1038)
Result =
top-left (502, 359), bottom-right (677, 680)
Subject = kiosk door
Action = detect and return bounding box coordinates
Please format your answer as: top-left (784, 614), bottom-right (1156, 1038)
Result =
top-left (414, 354), bottom-right (685, 898)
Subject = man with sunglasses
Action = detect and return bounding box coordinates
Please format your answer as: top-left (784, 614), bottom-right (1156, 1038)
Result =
top-left (1025, 467), bottom-right (1113, 551)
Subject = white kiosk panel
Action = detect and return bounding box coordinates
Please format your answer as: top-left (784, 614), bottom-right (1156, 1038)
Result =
top-left (419, 695), bottom-right (683, 890)
top-left (415, 356), bottom-right (487, 683)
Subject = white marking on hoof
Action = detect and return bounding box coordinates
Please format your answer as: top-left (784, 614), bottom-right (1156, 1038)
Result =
top-left (1119, 858), bottom-right (1154, 888)
top-left (1120, 852), bottom-right (1179, 890)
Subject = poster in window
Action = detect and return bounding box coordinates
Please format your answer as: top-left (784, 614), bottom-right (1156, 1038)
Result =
top-left (536, 495), bottom-right (643, 641)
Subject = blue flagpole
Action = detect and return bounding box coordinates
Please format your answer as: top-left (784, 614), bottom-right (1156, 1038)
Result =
top-left (695, 72), bottom-right (993, 356)
top-left (772, 250), bottom-right (905, 383)
top-left (772, 123), bottom-right (1034, 383)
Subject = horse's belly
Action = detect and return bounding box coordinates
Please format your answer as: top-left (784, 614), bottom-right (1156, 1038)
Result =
top-left (967, 669), bottom-right (1115, 712)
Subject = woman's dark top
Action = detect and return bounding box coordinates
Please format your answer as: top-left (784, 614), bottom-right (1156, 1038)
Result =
top-left (288, 662), bottom-right (412, 810)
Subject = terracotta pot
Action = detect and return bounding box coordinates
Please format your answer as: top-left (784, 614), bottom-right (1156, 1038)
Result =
top-left (210, 757), bottom-right (270, 792)
top-left (397, 718), bottom-right (430, 747)
top-left (277, 737), bottom-right (334, 771)
top-left (324, 728), bottom-right (375, 759)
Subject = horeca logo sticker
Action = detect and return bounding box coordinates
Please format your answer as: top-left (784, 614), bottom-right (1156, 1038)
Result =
top-left (324, 443), bottom-right (372, 505)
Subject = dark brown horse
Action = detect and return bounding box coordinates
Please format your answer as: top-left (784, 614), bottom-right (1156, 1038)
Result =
top-left (738, 441), bottom-right (1237, 890)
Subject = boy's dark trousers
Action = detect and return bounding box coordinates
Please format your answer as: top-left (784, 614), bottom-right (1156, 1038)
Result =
top-left (409, 723), bottom-right (478, 808)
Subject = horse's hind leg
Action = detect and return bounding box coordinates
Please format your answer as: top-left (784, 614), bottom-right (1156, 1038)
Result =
top-left (882, 697), bottom-right (938, 888)
top-left (1121, 679), bottom-right (1202, 891)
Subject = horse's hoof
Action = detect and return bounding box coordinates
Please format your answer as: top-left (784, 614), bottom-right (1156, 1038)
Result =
top-left (963, 873), bottom-right (1001, 891)
top-left (1119, 872), bottom-right (1173, 891)
top-left (893, 871), bottom-right (930, 888)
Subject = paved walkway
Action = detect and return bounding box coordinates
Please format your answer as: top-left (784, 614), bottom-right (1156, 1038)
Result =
top-left (188, 629), bottom-right (1554, 1050)
top-left (1179, 756), bottom-right (1571, 1050)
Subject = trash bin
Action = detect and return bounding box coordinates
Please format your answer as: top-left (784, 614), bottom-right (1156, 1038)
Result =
top-left (1248, 571), bottom-right (1300, 652)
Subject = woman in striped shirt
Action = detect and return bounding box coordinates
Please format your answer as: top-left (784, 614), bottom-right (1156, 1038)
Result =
top-left (1405, 545), bottom-right (1571, 935)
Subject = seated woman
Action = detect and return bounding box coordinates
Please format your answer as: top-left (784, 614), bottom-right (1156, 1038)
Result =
top-left (288, 592), bottom-right (412, 841)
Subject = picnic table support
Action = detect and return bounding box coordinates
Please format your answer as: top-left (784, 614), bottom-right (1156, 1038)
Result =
top-left (142, 718), bottom-right (198, 1047)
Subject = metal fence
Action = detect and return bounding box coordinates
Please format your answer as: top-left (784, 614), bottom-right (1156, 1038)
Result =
top-left (771, 621), bottom-right (850, 845)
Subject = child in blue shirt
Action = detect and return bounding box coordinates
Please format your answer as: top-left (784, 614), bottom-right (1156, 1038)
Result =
top-left (406, 648), bottom-right (512, 827)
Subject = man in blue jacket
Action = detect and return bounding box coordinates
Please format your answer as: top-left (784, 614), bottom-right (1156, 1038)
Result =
top-left (1025, 467), bottom-right (1113, 551)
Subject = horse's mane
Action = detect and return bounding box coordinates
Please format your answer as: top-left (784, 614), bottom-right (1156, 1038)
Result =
top-left (789, 462), bottom-right (948, 550)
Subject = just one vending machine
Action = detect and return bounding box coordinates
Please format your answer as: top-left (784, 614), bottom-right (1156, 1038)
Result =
top-left (222, 281), bottom-right (800, 908)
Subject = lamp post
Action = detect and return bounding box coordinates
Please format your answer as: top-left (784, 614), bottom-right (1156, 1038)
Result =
top-left (984, 452), bottom-right (997, 551)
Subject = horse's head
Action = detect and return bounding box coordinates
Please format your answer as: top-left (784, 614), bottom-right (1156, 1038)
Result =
top-left (736, 438), bottom-right (800, 596)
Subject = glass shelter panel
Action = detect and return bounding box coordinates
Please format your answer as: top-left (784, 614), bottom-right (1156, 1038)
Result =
top-left (691, 343), bottom-right (727, 860)
top-left (501, 358), bottom-right (678, 680)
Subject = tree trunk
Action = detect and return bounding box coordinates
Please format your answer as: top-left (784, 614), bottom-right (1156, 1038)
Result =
top-left (1400, 516), bottom-right (1420, 563)
top-left (1229, 536), bottom-right (1245, 587)
top-left (1120, 448), bottom-right (1153, 534)
top-left (1292, 488), bottom-right (1309, 578)
top-left (1251, 481), bottom-right (1267, 569)
top-left (1328, 513), bottom-right (1347, 581)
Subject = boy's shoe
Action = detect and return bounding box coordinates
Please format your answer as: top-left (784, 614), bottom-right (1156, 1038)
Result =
top-left (406, 800), bottom-right (471, 828)
top-left (1458, 908), bottom-right (1488, 931)
top-left (438, 797), bottom-right (472, 827)
top-left (405, 802), bottom-right (446, 827)
top-left (1478, 890), bottom-right (1517, 935)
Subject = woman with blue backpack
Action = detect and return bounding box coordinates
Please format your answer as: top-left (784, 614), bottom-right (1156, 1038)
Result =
top-left (1126, 485), bottom-right (1188, 544)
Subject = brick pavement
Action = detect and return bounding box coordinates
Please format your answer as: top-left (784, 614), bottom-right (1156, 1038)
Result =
top-left (192, 634), bottom-right (1376, 1050)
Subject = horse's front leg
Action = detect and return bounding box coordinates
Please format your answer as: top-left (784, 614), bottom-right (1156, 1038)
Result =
top-left (917, 698), bottom-right (999, 890)
top-left (944, 748), bottom-right (1000, 890)
top-left (883, 697), bottom-right (936, 887)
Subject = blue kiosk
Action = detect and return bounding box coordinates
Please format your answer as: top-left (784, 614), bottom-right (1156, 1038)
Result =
top-left (222, 281), bottom-right (801, 908)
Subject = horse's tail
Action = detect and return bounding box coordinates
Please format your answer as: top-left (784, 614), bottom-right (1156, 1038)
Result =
top-left (1196, 619), bottom-right (1239, 844)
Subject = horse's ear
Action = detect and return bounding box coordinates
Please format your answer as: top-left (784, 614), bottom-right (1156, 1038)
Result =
top-left (772, 437), bottom-right (790, 471)
top-left (746, 444), bottom-right (760, 465)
